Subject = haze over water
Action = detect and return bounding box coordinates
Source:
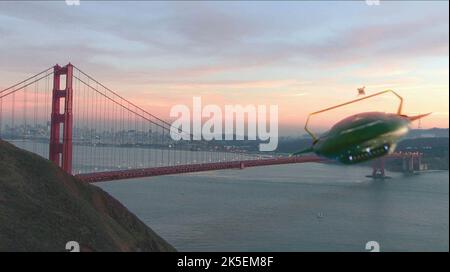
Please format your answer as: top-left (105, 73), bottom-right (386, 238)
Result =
top-left (98, 163), bottom-right (449, 252)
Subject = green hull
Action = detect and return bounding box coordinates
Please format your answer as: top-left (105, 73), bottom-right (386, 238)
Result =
top-left (311, 112), bottom-right (410, 164)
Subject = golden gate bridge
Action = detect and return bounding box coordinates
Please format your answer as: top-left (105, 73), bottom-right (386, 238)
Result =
top-left (0, 63), bottom-right (422, 182)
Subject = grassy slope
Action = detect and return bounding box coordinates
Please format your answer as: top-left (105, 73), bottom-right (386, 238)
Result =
top-left (0, 140), bottom-right (175, 252)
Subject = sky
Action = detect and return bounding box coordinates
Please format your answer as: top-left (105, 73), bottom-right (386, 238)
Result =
top-left (0, 1), bottom-right (448, 135)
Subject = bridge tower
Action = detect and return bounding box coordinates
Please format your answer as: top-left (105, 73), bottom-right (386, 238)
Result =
top-left (49, 64), bottom-right (73, 174)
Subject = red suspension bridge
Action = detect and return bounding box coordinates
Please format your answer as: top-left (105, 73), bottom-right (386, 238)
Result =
top-left (0, 63), bottom-right (325, 182)
top-left (0, 63), bottom-right (421, 182)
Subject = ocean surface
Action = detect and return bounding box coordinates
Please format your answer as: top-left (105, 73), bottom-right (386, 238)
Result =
top-left (97, 163), bottom-right (449, 252)
top-left (8, 140), bottom-right (449, 251)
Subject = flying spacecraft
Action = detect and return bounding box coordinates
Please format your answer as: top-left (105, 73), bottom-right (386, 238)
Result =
top-left (292, 90), bottom-right (431, 164)
top-left (357, 86), bottom-right (366, 96)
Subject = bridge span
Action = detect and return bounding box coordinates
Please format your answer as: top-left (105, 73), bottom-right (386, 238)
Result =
top-left (76, 156), bottom-right (325, 183)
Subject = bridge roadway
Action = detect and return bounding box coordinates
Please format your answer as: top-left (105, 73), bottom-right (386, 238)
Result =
top-left (75, 156), bottom-right (325, 183)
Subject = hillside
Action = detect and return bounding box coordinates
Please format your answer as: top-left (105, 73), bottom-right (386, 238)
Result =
top-left (0, 140), bottom-right (175, 252)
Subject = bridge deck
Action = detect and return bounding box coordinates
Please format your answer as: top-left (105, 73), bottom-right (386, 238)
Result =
top-left (75, 156), bottom-right (324, 183)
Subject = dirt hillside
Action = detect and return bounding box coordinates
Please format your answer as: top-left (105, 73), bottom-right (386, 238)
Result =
top-left (0, 140), bottom-right (175, 252)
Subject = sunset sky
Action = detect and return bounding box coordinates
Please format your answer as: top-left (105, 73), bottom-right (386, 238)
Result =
top-left (0, 1), bottom-right (448, 135)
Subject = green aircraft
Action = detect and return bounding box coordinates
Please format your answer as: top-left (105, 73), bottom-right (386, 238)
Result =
top-left (292, 90), bottom-right (430, 164)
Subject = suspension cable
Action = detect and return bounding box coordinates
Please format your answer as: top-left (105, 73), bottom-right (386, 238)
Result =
top-left (0, 67), bottom-right (53, 94)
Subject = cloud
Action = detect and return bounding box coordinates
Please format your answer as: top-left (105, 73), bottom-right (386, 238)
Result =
top-left (165, 3), bottom-right (261, 46)
top-left (281, 92), bottom-right (309, 97)
top-left (0, 1), bottom-right (448, 132)
top-left (1, 1), bottom-right (447, 78)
